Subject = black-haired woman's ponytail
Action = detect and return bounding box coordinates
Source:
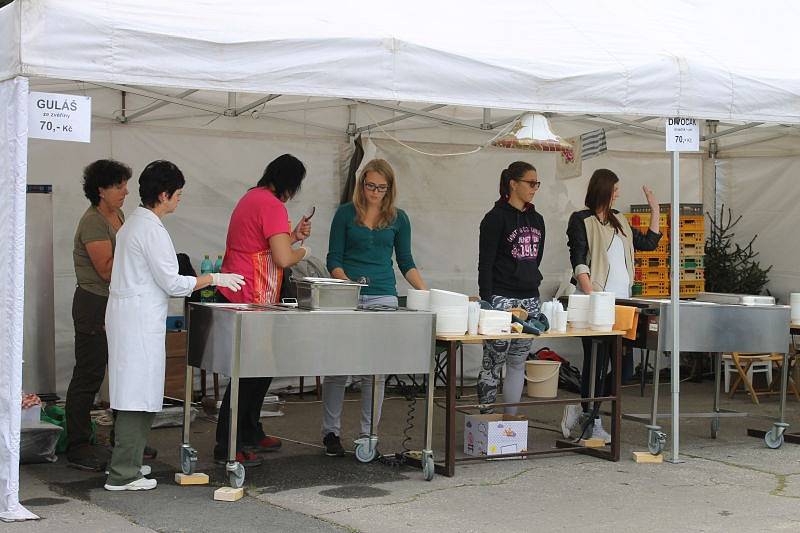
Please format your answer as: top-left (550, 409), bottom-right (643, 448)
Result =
top-left (498, 161), bottom-right (535, 200)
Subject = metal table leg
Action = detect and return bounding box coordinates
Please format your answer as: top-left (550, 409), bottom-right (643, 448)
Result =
top-left (763, 351), bottom-right (791, 449)
top-left (355, 376), bottom-right (380, 462)
top-left (180, 364), bottom-right (198, 475)
top-left (226, 323), bottom-right (244, 488)
top-left (421, 323), bottom-right (437, 480)
top-left (444, 340), bottom-right (457, 477)
top-left (646, 351), bottom-right (666, 455)
top-left (711, 352), bottom-right (721, 438)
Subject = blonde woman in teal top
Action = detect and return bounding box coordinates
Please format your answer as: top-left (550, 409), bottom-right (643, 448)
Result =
top-left (321, 159), bottom-right (427, 457)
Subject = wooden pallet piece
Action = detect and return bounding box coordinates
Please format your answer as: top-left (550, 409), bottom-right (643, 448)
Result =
top-left (633, 451), bottom-right (663, 463)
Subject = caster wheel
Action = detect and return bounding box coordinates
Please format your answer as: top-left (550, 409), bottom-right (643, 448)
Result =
top-left (180, 445), bottom-right (197, 475)
top-left (765, 427), bottom-right (785, 449)
top-left (227, 462), bottom-right (245, 488)
top-left (648, 430), bottom-right (666, 455)
top-left (355, 442), bottom-right (378, 463)
top-left (710, 418), bottom-right (720, 439)
top-left (423, 456), bottom-right (435, 481)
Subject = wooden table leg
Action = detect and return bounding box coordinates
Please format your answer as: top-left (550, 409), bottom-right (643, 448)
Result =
top-left (611, 334), bottom-right (622, 461)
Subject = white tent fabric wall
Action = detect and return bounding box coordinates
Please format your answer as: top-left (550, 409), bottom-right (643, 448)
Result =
top-left (368, 139), bottom-right (703, 373)
top-left (0, 77), bottom-right (37, 522)
top-left (714, 156), bottom-right (800, 302)
top-left (27, 123), bottom-right (346, 395)
top-left (28, 116), bottom-right (704, 394)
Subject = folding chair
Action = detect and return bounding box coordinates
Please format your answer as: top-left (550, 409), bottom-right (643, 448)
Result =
top-left (728, 352), bottom-right (800, 405)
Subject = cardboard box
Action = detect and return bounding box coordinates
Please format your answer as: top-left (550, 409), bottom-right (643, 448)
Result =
top-left (463, 414), bottom-right (528, 457)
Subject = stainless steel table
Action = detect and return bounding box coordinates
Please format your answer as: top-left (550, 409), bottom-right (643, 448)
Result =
top-left (617, 298), bottom-right (792, 453)
top-left (180, 303), bottom-right (436, 487)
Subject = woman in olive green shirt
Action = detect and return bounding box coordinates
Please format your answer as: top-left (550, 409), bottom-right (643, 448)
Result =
top-left (66, 159), bottom-right (131, 471)
top-left (321, 159), bottom-right (426, 457)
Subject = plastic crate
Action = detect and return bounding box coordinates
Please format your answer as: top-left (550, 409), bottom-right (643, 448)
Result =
top-left (680, 280), bottom-right (705, 297)
top-left (680, 256), bottom-right (705, 269)
top-left (625, 212), bottom-right (669, 228)
top-left (679, 216), bottom-right (704, 232)
top-left (679, 242), bottom-right (704, 256)
top-left (638, 240), bottom-right (670, 256)
top-left (632, 282), bottom-right (644, 296)
top-left (636, 267), bottom-right (669, 282)
top-left (679, 231), bottom-right (705, 245)
top-left (630, 203), bottom-right (704, 216)
top-left (635, 255), bottom-right (669, 269)
top-left (680, 268), bottom-right (705, 281)
top-left (641, 280), bottom-right (669, 296)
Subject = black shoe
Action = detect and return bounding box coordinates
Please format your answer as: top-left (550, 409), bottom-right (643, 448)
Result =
top-left (323, 432), bottom-right (345, 457)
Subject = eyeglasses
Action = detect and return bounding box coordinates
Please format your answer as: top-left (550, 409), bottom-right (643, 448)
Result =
top-left (364, 182), bottom-right (390, 193)
top-left (517, 179), bottom-right (541, 190)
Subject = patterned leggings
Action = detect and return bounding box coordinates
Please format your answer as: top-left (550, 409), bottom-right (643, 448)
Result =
top-left (477, 295), bottom-right (541, 414)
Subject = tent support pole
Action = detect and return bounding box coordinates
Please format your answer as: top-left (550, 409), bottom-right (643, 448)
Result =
top-left (355, 100), bottom-right (483, 130)
top-left (355, 104), bottom-right (447, 134)
top-left (234, 94), bottom-right (280, 116)
top-left (668, 150), bottom-right (683, 464)
top-left (124, 89), bottom-right (198, 122)
top-left (91, 82), bottom-right (225, 114)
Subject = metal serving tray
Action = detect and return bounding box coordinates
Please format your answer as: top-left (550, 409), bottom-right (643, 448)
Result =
top-left (293, 277), bottom-right (365, 310)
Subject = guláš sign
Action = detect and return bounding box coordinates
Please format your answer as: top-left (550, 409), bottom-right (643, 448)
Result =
top-left (28, 92), bottom-right (91, 143)
top-left (665, 117), bottom-right (699, 152)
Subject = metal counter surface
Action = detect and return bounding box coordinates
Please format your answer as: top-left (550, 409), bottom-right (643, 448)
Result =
top-left (618, 298), bottom-right (790, 353)
top-left (187, 303), bottom-right (435, 378)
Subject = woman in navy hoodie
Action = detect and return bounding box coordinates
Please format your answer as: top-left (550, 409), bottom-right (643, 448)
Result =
top-left (477, 161), bottom-right (545, 413)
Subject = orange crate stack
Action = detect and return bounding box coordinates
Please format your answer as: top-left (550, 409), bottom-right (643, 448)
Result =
top-left (629, 207), bottom-right (706, 299)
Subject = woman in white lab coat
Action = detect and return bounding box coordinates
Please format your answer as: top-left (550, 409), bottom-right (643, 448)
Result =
top-left (104, 160), bottom-right (245, 492)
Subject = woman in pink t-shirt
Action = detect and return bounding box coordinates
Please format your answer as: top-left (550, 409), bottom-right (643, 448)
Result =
top-left (214, 154), bottom-right (311, 467)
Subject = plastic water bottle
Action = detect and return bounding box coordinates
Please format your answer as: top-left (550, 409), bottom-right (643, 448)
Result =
top-left (200, 255), bottom-right (214, 302)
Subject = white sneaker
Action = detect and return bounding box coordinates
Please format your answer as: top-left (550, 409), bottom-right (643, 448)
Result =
top-left (105, 465), bottom-right (151, 476)
top-left (104, 477), bottom-right (157, 491)
top-left (591, 418), bottom-right (612, 444)
top-left (560, 405), bottom-right (582, 438)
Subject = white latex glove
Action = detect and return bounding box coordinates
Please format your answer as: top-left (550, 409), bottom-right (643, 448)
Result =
top-left (299, 246), bottom-right (311, 261)
top-left (211, 272), bottom-right (245, 292)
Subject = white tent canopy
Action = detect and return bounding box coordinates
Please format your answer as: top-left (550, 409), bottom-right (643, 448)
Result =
top-left (3, 0), bottom-right (800, 520)
top-left (3, 0), bottom-right (800, 122)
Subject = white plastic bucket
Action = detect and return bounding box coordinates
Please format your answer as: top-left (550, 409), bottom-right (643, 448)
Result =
top-left (524, 360), bottom-right (561, 398)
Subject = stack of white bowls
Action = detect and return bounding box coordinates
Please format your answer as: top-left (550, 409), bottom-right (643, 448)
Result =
top-left (478, 309), bottom-right (512, 335)
top-left (567, 294), bottom-right (590, 329)
top-left (429, 289), bottom-right (469, 335)
top-left (589, 291), bottom-right (616, 331)
top-left (791, 293), bottom-right (800, 324)
top-left (406, 289), bottom-right (430, 311)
